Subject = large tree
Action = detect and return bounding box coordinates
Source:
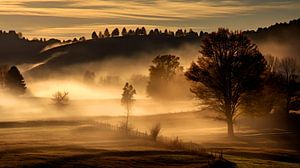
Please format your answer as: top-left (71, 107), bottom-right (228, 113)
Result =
top-left (185, 28), bottom-right (266, 137)
top-left (5, 66), bottom-right (26, 95)
top-left (146, 55), bottom-right (184, 99)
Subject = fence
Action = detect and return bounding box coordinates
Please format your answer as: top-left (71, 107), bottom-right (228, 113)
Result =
top-left (90, 121), bottom-right (224, 159)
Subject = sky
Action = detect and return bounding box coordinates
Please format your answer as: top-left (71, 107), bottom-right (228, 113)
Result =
top-left (0, 0), bottom-right (299, 40)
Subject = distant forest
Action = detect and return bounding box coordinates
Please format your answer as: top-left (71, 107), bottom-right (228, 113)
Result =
top-left (0, 18), bottom-right (299, 71)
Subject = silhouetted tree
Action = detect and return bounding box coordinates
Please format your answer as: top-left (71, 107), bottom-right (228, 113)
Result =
top-left (121, 82), bottom-right (136, 130)
top-left (199, 31), bottom-right (204, 38)
top-left (91, 31), bottom-right (98, 39)
top-left (135, 28), bottom-right (141, 35)
top-left (104, 28), bottom-right (110, 38)
top-left (147, 55), bottom-right (183, 99)
top-left (98, 31), bottom-right (104, 38)
top-left (185, 28), bottom-right (266, 137)
top-left (111, 28), bottom-right (120, 37)
top-left (169, 31), bottom-right (175, 36)
top-left (0, 65), bottom-right (9, 89)
top-left (276, 57), bottom-right (300, 115)
top-left (79, 36), bottom-right (86, 41)
top-left (122, 27), bottom-right (127, 36)
top-left (83, 70), bottom-right (96, 83)
top-left (183, 29), bottom-right (187, 36)
top-left (127, 29), bottom-right (135, 36)
top-left (154, 29), bottom-right (160, 36)
top-left (150, 123), bottom-right (161, 141)
top-left (175, 29), bottom-right (184, 37)
top-left (141, 27), bottom-right (147, 35)
top-left (241, 56), bottom-right (281, 117)
top-left (187, 29), bottom-right (198, 37)
top-left (148, 30), bottom-right (154, 36)
top-left (52, 91), bottom-right (69, 106)
top-left (5, 66), bottom-right (26, 95)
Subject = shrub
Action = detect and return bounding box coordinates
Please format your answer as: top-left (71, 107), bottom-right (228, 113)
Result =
top-left (52, 91), bottom-right (69, 106)
top-left (150, 123), bottom-right (161, 141)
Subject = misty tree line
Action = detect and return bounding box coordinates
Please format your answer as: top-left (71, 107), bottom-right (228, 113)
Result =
top-left (1, 18), bottom-right (297, 45)
top-left (91, 27), bottom-right (204, 39)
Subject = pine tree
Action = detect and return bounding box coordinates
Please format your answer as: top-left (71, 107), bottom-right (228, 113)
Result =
top-left (111, 28), bottom-right (120, 37)
top-left (5, 66), bottom-right (26, 95)
top-left (91, 31), bottom-right (98, 39)
top-left (104, 28), bottom-right (110, 38)
top-left (122, 27), bottom-right (127, 36)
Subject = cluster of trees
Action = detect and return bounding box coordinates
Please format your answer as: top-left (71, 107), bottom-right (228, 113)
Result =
top-left (0, 65), bottom-right (26, 95)
top-left (145, 28), bottom-right (300, 137)
top-left (146, 55), bottom-right (189, 100)
top-left (91, 27), bottom-right (206, 39)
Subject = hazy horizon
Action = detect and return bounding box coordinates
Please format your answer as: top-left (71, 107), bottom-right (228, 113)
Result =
top-left (0, 0), bottom-right (299, 40)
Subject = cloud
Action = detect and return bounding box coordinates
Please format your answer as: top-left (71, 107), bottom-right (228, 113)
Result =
top-left (0, 0), bottom-right (298, 39)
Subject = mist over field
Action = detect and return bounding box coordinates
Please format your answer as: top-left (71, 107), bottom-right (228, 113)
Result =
top-left (0, 16), bottom-right (299, 167)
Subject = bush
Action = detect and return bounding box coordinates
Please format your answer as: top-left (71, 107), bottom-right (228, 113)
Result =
top-left (150, 123), bottom-right (161, 141)
top-left (52, 91), bottom-right (69, 106)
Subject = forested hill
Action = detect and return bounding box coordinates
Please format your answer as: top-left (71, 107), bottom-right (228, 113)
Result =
top-left (244, 18), bottom-right (300, 43)
top-left (0, 31), bottom-right (60, 64)
top-left (33, 34), bottom-right (200, 68)
top-left (0, 18), bottom-right (299, 76)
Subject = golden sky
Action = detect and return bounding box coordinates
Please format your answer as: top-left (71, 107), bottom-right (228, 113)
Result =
top-left (0, 0), bottom-right (299, 39)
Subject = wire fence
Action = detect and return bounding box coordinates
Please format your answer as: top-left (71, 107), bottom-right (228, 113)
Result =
top-left (90, 121), bottom-right (224, 159)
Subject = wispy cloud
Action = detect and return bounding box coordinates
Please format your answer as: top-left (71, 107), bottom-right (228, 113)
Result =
top-left (0, 0), bottom-right (299, 39)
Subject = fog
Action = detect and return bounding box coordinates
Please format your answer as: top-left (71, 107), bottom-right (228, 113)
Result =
top-left (1, 40), bottom-right (295, 124)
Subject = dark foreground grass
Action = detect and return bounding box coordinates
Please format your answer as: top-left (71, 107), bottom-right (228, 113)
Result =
top-left (0, 120), bottom-right (235, 168)
top-left (17, 150), bottom-right (231, 168)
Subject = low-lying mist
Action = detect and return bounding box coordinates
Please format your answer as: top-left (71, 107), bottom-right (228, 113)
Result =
top-left (0, 75), bottom-right (199, 122)
top-left (6, 38), bottom-right (297, 123)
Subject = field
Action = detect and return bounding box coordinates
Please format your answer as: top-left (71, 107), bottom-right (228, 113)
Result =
top-left (0, 99), bottom-right (299, 167)
top-left (0, 120), bottom-right (229, 168)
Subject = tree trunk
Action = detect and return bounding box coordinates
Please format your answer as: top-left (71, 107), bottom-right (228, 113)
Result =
top-left (126, 103), bottom-right (129, 130)
top-left (225, 99), bottom-right (235, 137)
top-left (286, 95), bottom-right (291, 116)
top-left (227, 119), bottom-right (234, 137)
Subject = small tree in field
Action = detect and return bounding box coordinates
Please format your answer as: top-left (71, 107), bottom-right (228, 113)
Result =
top-left (150, 123), bottom-right (161, 141)
top-left (121, 83), bottom-right (136, 130)
top-left (185, 28), bottom-right (266, 137)
top-left (52, 91), bottom-right (69, 106)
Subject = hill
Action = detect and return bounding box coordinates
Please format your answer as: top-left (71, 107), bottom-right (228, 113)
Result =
top-left (0, 18), bottom-right (298, 78)
top-left (0, 30), bottom-right (60, 65)
top-left (27, 35), bottom-right (200, 78)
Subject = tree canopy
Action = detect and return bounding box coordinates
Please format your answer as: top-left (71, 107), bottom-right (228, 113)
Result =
top-left (147, 55), bottom-right (184, 99)
top-left (185, 28), bottom-right (267, 137)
